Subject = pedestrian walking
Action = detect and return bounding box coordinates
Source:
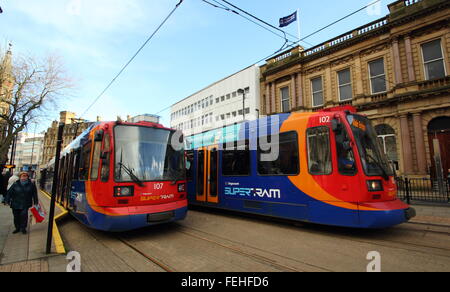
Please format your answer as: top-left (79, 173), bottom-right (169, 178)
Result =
top-left (7, 171), bottom-right (19, 190)
top-left (4, 172), bottom-right (39, 234)
top-left (0, 170), bottom-right (8, 203)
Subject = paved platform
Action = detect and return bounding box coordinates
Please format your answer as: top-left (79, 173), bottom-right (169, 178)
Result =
top-left (410, 203), bottom-right (450, 226)
top-left (0, 191), bottom-right (67, 272)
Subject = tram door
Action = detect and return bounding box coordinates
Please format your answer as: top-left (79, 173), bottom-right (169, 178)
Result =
top-left (196, 146), bottom-right (219, 204)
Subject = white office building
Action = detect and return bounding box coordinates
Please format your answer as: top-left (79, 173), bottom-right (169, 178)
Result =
top-left (170, 65), bottom-right (261, 137)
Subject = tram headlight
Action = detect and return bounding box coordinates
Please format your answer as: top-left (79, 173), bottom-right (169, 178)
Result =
top-left (114, 186), bottom-right (134, 197)
top-left (367, 180), bottom-right (383, 192)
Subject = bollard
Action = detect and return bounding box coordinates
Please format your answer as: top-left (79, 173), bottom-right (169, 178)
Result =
top-left (405, 177), bottom-right (411, 205)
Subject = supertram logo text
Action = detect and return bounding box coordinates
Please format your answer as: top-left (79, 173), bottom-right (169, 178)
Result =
top-left (224, 187), bottom-right (281, 199)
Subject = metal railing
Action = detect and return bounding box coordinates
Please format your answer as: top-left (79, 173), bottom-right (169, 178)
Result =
top-left (397, 177), bottom-right (450, 204)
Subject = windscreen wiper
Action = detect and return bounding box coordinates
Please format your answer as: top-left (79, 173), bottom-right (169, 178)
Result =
top-left (365, 153), bottom-right (389, 181)
top-left (118, 162), bottom-right (145, 187)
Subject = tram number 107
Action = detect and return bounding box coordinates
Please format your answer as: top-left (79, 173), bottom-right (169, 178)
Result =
top-left (154, 183), bottom-right (164, 190)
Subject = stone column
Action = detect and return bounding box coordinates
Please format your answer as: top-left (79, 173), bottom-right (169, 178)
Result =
top-left (296, 73), bottom-right (303, 108)
top-left (354, 54), bottom-right (364, 96)
top-left (412, 113), bottom-right (427, 174)
top-left (271, 83), bottom-right (276, 114)
top-left (290, 74), bottom-right (297, 110)
top-left (400, 115), bottom-right (414, 174)
top-left (265, 83), bottom-right (271, 115)
top-left (404, 36), bottom-right (416, 82)
top-left (392, 38), bottom-right (403, 85)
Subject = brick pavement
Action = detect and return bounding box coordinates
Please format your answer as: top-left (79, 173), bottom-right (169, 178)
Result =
top-left (410, 204), bottom-right (450, 226)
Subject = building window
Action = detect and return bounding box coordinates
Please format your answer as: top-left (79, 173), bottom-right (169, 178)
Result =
top-left (280, 87), bottom-right (290, 112)
top-left (338, 68), bottom-right (352, 101)
top-left (422, 39), bottom-right (446, 80)
top-left (311, 77), bottom-right (324, 107)
top-left (368, 58), bottom-right (387, 94)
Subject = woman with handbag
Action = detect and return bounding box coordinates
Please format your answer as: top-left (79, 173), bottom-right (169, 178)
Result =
top-left (5, 172), bottom-right (38, 235)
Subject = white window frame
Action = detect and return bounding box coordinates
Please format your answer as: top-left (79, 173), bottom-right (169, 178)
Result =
top-left (368, 58), bottom-right (387, 94)
top-left (280, 86), bottom-right (290, 112)
top-left (337, 68), bottom-right (353, 102)
top-left (421, 38), bottom-right (447, 81)
top-left (311, 77), bottom-right (324, 107)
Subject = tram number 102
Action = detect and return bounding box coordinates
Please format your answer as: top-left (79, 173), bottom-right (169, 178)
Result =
top-left (319, 116), bottom-right (330, 124)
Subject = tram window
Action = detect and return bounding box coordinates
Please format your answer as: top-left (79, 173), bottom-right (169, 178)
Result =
top-left (335, 127), bottom-right (357, 175)
top-left (258, 131), bottom-right (299, 176)
top-left (100, 133), bottom-right (111, 182)
top-left (79, 142), bottom-right (92, 181)
top-left (222, 141), bottom-right (250, 176)
top-left (73, 149), bottom-right (81, 180)
top-left (90, 140), bottom-right (102, 181)
top-left (186, 150), bottom-right (194, 181)
top-left (307, 127), bottom-right (332, 175)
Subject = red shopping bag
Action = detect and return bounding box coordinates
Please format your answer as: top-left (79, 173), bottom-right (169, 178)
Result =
top-left (30, 203), bottom-right (46, 223)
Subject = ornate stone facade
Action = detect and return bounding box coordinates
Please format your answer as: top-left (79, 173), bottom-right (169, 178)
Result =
top-left (40, 111), bottom-right (90, 168)
top-left (260, 0), bottom-right (450, 178)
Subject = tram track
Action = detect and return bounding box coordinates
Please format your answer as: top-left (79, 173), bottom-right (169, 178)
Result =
top-left (116, 237), bottom-right (175, 272)
top-left (173, 224), bottom-right (320, 272)
top-left (297, 221), bottom-right (450, 257)
top-left (58, 213), bottom-right (450, 272)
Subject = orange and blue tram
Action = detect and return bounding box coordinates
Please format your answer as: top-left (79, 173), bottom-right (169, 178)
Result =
top-left (41, 120), bottom-right (188, 232)
top-left (185, 108), bottom-right (416, 228)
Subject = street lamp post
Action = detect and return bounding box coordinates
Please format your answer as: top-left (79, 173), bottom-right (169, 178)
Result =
top-left (238, 89), bottom-right (246, 121)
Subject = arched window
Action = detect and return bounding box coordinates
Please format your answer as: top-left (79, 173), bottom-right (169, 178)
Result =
top-left (375, 124), bottom-right (398, 170)
top-left (428, 117), bottom-right (450, 133)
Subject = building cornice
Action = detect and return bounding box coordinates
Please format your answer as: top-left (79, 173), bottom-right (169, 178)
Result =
top-left (261, 0), bottom-right (449, 79)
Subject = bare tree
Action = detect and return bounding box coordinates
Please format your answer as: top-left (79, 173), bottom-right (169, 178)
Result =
top-left (0, 49), bottom-right (73, 166)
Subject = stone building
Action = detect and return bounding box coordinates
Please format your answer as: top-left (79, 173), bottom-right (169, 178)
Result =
top-left (40, 111), bottom-right (91, 167)
top-left (259, 0), bottom-right (449, 178)
top-left (0, 45), bottom-right (14, 162)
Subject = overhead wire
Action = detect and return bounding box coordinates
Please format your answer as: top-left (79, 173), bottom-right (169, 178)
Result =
top-left (155, 0), bottom-right (389, 117)
top-left (79, 0), bottom-right (184, 119)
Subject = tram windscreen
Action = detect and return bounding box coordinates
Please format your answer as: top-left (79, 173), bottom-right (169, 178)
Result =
top-left (347, 114), bottom-right (393, 178)
top-left (114, 125), bottom-right (184, 183)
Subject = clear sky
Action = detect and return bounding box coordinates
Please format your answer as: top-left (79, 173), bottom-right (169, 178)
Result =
top-left (0, 0), bottom-right (390, 132)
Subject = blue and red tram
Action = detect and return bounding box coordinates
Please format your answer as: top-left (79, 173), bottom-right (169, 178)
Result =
top-left (185, 108), bottom-right (416, 229)
top-left (41, 120), bottom-right (188, 232)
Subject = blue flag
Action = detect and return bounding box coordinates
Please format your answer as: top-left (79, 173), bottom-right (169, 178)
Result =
top-left (279, 11), bottom-right (297, 28)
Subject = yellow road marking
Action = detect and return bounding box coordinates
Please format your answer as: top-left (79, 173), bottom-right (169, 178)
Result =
top-left (39, 190), bottom-right (68, 254)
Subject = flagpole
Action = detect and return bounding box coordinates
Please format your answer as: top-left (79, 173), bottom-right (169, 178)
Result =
top-left (297, 9), bottom-right (301, 44)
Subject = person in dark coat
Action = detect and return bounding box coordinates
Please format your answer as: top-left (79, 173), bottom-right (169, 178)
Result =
top-left (5, 172), bottom-right (38, 234)
top-left (0, 171), bottom-right (7, 203)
